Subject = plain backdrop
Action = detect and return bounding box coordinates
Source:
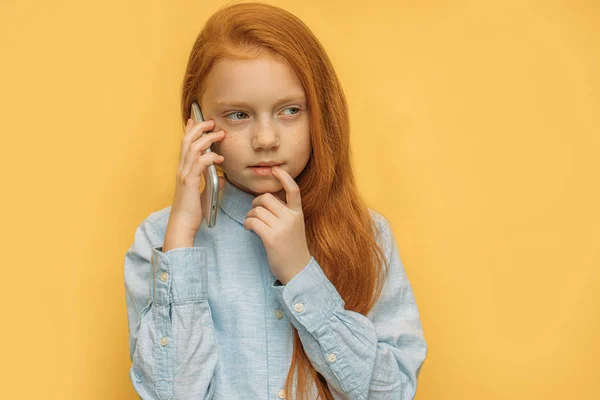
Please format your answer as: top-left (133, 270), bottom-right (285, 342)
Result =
top-left (0, 0), bottom-right (598, 399)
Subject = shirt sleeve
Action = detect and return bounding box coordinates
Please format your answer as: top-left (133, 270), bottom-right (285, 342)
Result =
top-left (270, 213), bottom-right (428, 400)
top-left (124, 218), bottom-right (219, 400)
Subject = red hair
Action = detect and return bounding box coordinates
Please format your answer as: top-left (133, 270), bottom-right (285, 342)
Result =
top-left (180, 2), bottom-right (389, 398)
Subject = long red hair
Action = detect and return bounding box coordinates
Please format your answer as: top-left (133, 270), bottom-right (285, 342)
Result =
top-left (180, 2), bottom-right (389, 398)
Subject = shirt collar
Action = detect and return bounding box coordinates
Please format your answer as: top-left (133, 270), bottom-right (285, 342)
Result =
top-left (218, 177), bottom-right (257, 225)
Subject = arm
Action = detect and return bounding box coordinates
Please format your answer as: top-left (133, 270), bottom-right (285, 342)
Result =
top-left (270, 213), bottom-right (428, 400)
top-left (124, 219), bottom-right (219, 400)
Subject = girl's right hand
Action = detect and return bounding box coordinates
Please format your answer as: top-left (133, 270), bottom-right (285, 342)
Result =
top-left (168, 118), bottom-right (226, 238)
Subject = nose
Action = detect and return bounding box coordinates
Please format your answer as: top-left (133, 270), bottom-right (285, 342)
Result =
top-left (251, 118), bottom-right (280, 150)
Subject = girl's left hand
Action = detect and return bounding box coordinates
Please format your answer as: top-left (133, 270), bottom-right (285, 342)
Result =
top-left (243, 165), bottom-right (312, 285)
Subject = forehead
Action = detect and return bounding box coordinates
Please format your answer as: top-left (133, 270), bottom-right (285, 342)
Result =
top-left (201, 56), bottom-right (305, 103)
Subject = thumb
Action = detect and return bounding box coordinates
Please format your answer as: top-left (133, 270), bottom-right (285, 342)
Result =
top-left (218, 176), bottom-right (226, 191)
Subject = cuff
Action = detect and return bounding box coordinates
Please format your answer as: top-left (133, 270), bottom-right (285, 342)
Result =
top-left (271, 256), bottom-right (345, 333)
top-left (151, 246), bottom-right (208, 305)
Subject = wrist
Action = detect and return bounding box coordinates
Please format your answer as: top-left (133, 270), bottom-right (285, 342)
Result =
top-left (279, 254), bottom-right (312, 285)
top-left (163, 224), bottom-right (196, 252)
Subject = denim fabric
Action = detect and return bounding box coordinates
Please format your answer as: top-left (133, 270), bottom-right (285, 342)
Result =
top-left (124, 179), bottom-right (427, 400)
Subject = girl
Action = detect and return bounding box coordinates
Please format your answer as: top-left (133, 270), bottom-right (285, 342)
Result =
top-left (124, 2), bottom-right (427, 399)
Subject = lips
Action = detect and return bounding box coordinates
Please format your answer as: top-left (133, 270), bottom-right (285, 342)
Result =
top-left (250, 162), bottom-right (281, 167)
top-left (248, 164), bottom-right (280, 176)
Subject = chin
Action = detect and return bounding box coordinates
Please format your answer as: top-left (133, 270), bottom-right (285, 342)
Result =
top-left (245, 179), bottom-right (283, 194)
top-left (227, 174), bottom-right (282, 195)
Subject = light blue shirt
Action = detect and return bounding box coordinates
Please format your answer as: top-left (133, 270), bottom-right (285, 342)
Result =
top-left (124, 178), bottom-right (427, 400)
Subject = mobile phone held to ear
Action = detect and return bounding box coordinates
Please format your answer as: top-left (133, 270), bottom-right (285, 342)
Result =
top-left (191, 101), bottom-right (220, 228)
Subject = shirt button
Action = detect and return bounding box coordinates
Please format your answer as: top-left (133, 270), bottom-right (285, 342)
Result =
top-left (160, 272), bottom-right (169, 282)
top-left (328, 353), bottom-right (337, 362)
top-left (278, 389), bottom-right (286, 398)
top-left (160, 337), bottom-right (168, 346)
top-left (294, 303), bottom-right (304, 312)
top-left (274, 309), bottom-right (284, 319)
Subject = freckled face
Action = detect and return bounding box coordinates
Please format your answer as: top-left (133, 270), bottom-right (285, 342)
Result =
top-left (199, 55), bottom-right (311, 198)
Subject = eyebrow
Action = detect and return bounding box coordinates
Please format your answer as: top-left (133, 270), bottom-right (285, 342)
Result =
top-left (214, 94), bottom-right (306, 108)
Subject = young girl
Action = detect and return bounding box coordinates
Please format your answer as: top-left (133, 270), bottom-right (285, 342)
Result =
top-left (124, 2), bottom-right (427, 399)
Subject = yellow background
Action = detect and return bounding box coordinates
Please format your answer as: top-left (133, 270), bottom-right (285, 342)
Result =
top-left (1, 0), bottom-right (598, 398)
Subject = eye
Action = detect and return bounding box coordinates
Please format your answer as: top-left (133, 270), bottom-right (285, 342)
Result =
top-left (225, 111), bottom-right (249, 121)
top-left (281, 107), bottom-right (300, 116)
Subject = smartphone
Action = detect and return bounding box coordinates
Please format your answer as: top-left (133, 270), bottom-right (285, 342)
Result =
top-left (191, 101), bottom-right (220, 228)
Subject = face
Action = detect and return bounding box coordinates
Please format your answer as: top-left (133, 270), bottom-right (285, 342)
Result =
top-left (199, 55), bottom-right (311, 200)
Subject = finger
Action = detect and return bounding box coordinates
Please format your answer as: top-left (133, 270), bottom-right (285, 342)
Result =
top-left (180, 119), bottom-right (216, 167)
top-left (246, 205), bottom-right (278, 228)
top-left (186, 118), bottom-right (215, 137)
top-left (183, 130), bottom-right (225, 171)
top-left (184, 152), bottom-right (224, 180)
top-left (183, 119), bottom-right (215, 149)
top-left (271, 166), bottom-right (302, 212)
top-left (191, 129), bottom-right (225, 154)
top-left (251, 193), bottom-right (288, 218)
top-left (244, 216), bottom-right (270, 239)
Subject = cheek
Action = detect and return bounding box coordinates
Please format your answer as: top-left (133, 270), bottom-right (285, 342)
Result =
top-left (216, 136), bottom-right (246, 164)
top-left (287, 131), bottom-right (312, 173)
top-left (292, 129), bottom-right (312, 153)
top-left (295, 120), bottom-right (311, 145)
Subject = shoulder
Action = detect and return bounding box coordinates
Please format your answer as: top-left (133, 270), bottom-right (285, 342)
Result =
top-left (368, 208), bottom-right (394, 255)
top-left (138, 205), bottom-right (172, 237)
top-left (365, 208), bottom-right (414, 321)
top-left (368, 208), bottom-right (390, 231)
